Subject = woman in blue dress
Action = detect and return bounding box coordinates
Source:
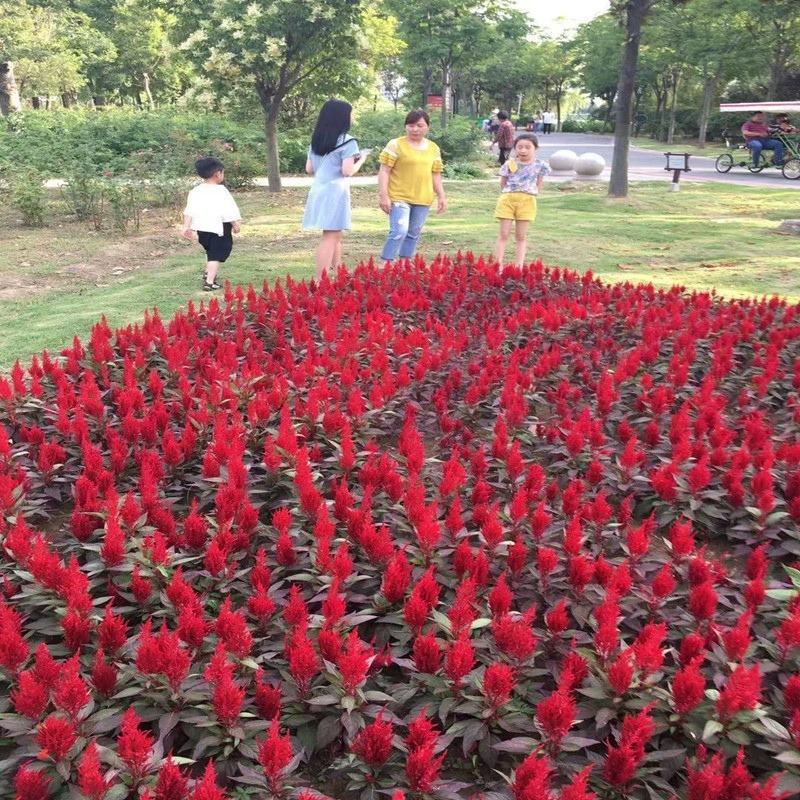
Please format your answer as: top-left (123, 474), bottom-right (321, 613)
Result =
top-left (303, 99), bottom-right (369, 279)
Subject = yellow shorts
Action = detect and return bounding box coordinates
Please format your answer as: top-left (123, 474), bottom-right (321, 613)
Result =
top-left (495, 192), bottom-right (537, 222)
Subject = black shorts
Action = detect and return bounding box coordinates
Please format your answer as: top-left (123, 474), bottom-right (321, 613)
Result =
top-left (197, 222), bottom-right (233, 262)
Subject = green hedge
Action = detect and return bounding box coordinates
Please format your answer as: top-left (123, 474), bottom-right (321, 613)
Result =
top-left (0, 108), bottom-right (484, 179)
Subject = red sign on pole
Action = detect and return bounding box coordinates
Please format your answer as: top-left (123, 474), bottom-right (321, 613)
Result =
top-left (426, 94), bottom-right (443, 108)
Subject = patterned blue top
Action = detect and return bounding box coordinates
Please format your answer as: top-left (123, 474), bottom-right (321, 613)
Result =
top-left (302, 135), bottom-right (360, 231)
top-left (499, 158), bottom-right (551, 195)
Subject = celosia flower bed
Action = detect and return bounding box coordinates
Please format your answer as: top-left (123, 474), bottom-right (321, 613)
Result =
top-left (3, 256), bottom-right (800, 800)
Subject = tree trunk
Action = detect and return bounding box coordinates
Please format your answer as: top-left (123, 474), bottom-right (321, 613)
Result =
top-left (262, 99), bottom-right (282, 193)
top-left (441, 61), bottom-right (451, 129)
top-left (421, 68), bottom-right (433, 108)
top-left (142, 72), bottom-right (154, 109)
top-left (0, 62), bottom-right (22, 115)
top-left (555, 92), bottom-right (562, 132)
top-left (609, 0), bottom-right (649, 198)
top-left (666, 71), bottom-right (681, 146)
top-left (697, 74), bottom-right (716, 148)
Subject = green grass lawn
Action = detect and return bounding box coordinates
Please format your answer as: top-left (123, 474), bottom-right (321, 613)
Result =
top-left (1, 180), bottom-right (799, 366)
top-left (631, 137), bottom-right (725, 159)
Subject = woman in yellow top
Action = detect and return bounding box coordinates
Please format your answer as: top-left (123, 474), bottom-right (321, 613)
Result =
top-left (378, 109), bottom-right (447, 263)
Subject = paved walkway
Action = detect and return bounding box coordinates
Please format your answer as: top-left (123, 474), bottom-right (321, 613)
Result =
top-left (260, 133), bottom-right (797, 191)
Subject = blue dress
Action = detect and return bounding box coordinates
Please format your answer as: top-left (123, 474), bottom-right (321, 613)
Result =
top-left (302, 135), bottom-right (360, 231)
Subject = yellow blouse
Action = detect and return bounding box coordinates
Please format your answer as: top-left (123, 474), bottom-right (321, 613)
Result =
top-left (379, 136), bottom-right (444, 206)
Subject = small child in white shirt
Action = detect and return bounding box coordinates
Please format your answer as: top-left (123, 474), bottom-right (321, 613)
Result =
top-left (182, 157), bottom-right (242, 291)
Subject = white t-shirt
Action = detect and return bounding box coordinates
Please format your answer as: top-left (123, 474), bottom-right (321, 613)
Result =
top-left (183, 183), bottom-right (241, 235)
top-left (543, 111), bottom-right (556, 125)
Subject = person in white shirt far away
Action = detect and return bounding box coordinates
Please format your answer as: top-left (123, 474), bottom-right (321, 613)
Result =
top-left (182, 157), bottom-right (242, 291)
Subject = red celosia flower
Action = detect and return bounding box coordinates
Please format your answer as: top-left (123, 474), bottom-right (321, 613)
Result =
top-left (258, 719), bottom-right (293, 792)
top-left (716, 663), bottom-right (761, 721)
top-left (98, 604), bottom-right (129, 654)
top-left (130, 565), bottom-right (152, 604)
top-left (338, 629), bottom-right (373, 694)
top-left (723, 611), bottom-right (753, 662)
top-left (405, 708), bottom-right (439, 751)
top-left (489, 572), bottom-right (513, 618)
top-left (536, 688), bottom-right (575, 749)
top-left (77, 741), bottom-right (113, 800)
top-left (777, 611), bottom-right (800, 656)
top-left (412, 631), bottom-right (442, 674)
top-left (36, 715), bottom-right (77, 761)
top-left (631, 623), bottom-right (666, 676)
top-left (215, 598), bottom-right (252, 658)
top-left (688, 581), bottom-right (718, 622)
top-left (545, 599), bottom-right (570, 635)
top-left (483, 663), bottom-right (515, 708)
top-left (785, 674), bottom-right (800, 713)
top-left (512, 752), bottom-right (552, 800)
top-left (213, 671), bottom-right (244, 729)
top-left (561, 765), bottom-right (596, 800)
top-left (382, 550), bottom-right (411, 604)
top-left (493, 613), bottom-right (537, 662)
top-left (254, 672), bottom-right (282, 720)
top-left (53, 658), bottom-right (90, 718)
top-left (286, 626), bottom-right (319, 696)
top-left (192, 762), bottom-right (227, 800)
top-left (603, 742), bottom-right (638, 788)
top-left (117, 708), bottom-right (154, 779)
top-left (651, 564), bottom-right (676, 602)
top-left (351, 713), bottom-right (393, 768)
top-left (559, 648), bottom-right (589, 692)
top-left (607, 650), bottom-right (635, 696)
top-left (11, 671), bottom-right (48, 719)
top-left (672, 657), bottom-right (705, 716)
top-left (153, 757), bottom-right (188, 800)
top-left (91, 649), bottom-right (118, 697)
top-left (444, 636), bottom-right (475, 689)
top-left (406, 743), bottom-right (445, 793)
top-left (13, 764), bottom-right (50, 800)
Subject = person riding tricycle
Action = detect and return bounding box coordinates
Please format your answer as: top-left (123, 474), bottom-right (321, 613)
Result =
top-left (715, 102), bottom-right (800, 180)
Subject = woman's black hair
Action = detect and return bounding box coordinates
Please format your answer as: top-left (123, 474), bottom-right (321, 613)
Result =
top-left (514, 132), bottom-right (539, 147)
top-left (405, 109), bottom-right (430, 126)
top-left (311, 99), bottom-right (353, 156)
top-left (497, 111), bottom-right (509, 120)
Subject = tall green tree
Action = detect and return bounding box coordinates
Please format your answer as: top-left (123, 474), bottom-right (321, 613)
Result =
top-left (573, 15), bottom-right (623, 125)
top-left (388, 0), bottom-right (514, 127)
top-left (608, 0), bottom-right (689, 198)
top-left (172, 0), bottom-right (369, 191)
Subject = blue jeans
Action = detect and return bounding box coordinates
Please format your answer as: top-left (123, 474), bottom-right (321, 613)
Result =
top-left (748, 138), bottom-right (784, 167)
top-left (380, 202), bottom-right (430, 261)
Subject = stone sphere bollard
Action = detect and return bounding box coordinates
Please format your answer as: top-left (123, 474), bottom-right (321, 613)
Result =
top-left (549, 150), bottom-right (578, 173)
top-left (574, 153), bottom-right (606, 179)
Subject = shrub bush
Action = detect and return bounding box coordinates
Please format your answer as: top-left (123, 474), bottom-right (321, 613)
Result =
top-left (0, 257), bottom-right (799, 800)
top-left (7, 170), bottom-right (47, 227)
top-left (561, 117), bottom-right (609, 134)
top-left (442, 160), bottom-right (488, 179)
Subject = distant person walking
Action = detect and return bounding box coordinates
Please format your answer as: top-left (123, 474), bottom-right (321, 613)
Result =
top-left (494, 111), bottom-right (515, 165)
top-left (542, 110), bottom-right (556, 134)
top-left (182, 157), bottom-right (242, 291)
top-left (377, 109), bottom-right (447, 264)
top-left (302, 99), bottom-right (369, 280)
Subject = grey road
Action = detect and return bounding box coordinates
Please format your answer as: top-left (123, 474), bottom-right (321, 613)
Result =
top-left (531, 132), bottom-right (799, 189)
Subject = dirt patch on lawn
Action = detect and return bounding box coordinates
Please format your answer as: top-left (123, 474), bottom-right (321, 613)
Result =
top-left (0, 216), bottom-right (188, 302)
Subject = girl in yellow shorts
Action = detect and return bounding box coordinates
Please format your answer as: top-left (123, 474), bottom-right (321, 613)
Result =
top-left (493, 133), bottom-right (550, 268)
